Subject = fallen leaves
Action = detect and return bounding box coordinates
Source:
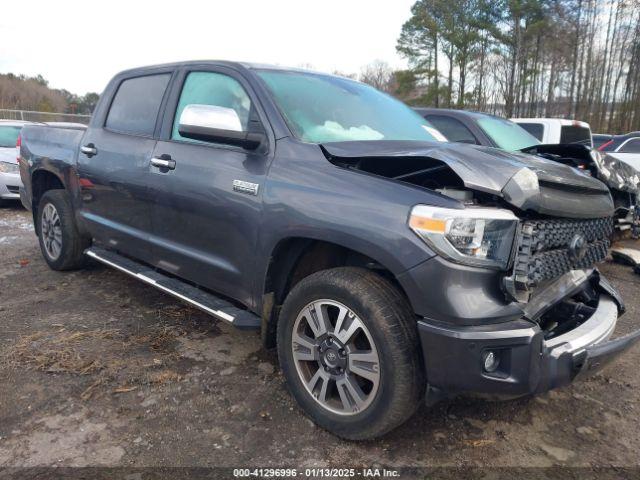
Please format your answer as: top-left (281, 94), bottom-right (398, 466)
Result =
top-left (149, 370), bottom-right (182, 385)
top-left (80, 379), bottom-right (104, 401)
top-left (113, 386), bottom-right (138, 394)
top-left (464, 439), bottom-right (495, 448)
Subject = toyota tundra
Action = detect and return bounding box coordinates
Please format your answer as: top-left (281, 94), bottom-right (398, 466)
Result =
top-left (18, 61), bottom-right (640, 440)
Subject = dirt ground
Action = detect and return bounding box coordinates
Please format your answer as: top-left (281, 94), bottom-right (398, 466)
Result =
top-left (1, 202), bottom-right (640, 478)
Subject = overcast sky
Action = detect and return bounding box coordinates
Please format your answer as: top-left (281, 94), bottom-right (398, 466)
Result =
top-left (1, 0), bottom-right (415, 96)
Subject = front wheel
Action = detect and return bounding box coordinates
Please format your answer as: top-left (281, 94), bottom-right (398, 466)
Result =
top-left (277, 267), bottom-right (425, 440)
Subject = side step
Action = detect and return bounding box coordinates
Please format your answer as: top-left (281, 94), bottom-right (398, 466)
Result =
top-left (85, 247), bottom-right (261, 330)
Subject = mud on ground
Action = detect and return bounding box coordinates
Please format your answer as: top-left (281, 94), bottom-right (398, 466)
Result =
top-left (1, 203), bottom-right (639, 477)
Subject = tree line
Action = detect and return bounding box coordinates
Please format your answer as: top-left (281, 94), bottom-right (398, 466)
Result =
top-left (385, 0), bottom-right (640, 134)
top-left (4, 1), bottom-right (639, 135)
top-left (0, 73), bottom-right (99, 115)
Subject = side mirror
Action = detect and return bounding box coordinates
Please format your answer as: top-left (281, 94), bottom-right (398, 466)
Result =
top-left (178, 104), bottom-right (265, 150)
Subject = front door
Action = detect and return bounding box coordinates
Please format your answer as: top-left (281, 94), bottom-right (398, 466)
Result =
top-left (148, 69), bottom-right (270, 308)
top-left (77, 72), bottom-right (172, 264)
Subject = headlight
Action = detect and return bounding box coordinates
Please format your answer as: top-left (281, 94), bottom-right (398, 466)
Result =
top-left (0, 161), bottom-right (19, 174)
top-left (409, 205), bottom-right (518, 269)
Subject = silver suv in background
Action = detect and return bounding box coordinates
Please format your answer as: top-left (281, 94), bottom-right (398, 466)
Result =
top-left (0, 120), bottom-right (29, 205)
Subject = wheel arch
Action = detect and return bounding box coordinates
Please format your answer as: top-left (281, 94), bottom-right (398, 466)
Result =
top-left (31, 169), bottom-right (65, 234)
top-left (260, 236), bottom-right (411, 349)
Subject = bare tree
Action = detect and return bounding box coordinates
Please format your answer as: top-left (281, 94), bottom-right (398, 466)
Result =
top-left (359, 60), bottom-right (394, 92)
top-left (396, 0), bottom-right (640, 133)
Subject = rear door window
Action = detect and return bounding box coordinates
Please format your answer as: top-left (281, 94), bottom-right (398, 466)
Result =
top-left (425, 115), bottom-right (478, 144)
top-left (106, 74), bottom-right (171, 136)
top-left (619, 138), bottom-right (640, 153)
top-left (560, 125), bottom-right (592, 146)
top-left (517, 123), bottom-right (544, 141)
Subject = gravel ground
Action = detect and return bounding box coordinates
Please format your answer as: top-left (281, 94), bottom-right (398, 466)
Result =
top-left (1, 202), bottom-right (640, 478)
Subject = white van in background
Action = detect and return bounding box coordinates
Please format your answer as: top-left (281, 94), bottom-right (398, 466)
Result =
top-left (511, 118), bottom-right (593, 147)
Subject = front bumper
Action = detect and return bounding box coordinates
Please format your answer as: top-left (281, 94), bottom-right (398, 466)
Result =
top-left (418, 281), bottom-right (640, 398)
top-left (0, 171), bottom-right (21, 200)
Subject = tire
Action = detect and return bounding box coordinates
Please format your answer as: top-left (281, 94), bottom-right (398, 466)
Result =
top-left (37, 190), bottom-right (89, 270)
top-left (277, 267), bottom-right (425, 440)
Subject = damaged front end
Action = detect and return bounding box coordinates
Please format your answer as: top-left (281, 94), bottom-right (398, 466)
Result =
top-left (522, 143), bottom-right (640, 236)
top-left (322, 140), bottom-right (640, 398)
top-left (417, 267), bottom-right (639, 399)
top-left (323, 140), bottom-right (614, 218)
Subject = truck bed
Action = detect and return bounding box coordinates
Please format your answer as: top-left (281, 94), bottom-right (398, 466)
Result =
top-left (19, 123), bottom-right (87, 211)
top-left (20, 123), bottom-right (87, 168)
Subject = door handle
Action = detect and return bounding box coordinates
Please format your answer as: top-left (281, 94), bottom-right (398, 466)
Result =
top-left (80, 143), bottom-right (97, 157)
top-left (150, 155), bottom-right (176, 170)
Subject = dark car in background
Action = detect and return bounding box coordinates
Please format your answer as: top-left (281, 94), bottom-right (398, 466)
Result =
top-left (595, 132), bottom-right (640, 152)
top-left (593, 133), bottom-right (616, 149)
top-left (415, 108), bottom-right (640, 235)
top-left (414, 108), bottom-right (540, 151)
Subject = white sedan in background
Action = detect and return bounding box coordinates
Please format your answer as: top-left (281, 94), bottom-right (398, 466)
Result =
top-left (0, 120), bottom-right (30, 206)
top-left (596, 132), bottom-right (640, 172)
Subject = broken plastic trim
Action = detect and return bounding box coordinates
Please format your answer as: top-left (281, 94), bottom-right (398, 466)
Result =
top-left (521, 269), bottom-right (624, 322)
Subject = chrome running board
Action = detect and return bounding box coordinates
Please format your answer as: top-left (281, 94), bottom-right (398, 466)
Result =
top-left (85, 247), bottom-right (260, 329)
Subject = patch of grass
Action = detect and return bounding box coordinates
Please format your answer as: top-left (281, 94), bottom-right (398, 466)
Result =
top-left (3, 322), bottom-right (189, 400)
top-left (4, 329), bottom-right (120, 374)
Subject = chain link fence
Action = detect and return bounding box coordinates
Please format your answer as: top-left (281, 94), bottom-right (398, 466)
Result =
top-left (0, 109), bottom-right (91, 125)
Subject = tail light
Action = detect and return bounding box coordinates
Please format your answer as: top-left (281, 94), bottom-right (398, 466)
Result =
top-left (598, 139), bottom-right (614, 151)
top-left (16, 134), bottom-right (21, 162)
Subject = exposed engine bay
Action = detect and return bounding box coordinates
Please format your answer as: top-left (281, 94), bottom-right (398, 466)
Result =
top-left (327, 154), bottom-right (503, 207)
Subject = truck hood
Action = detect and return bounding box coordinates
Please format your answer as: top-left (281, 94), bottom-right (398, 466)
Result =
top-left (322, 140), bottom-right (614, 218)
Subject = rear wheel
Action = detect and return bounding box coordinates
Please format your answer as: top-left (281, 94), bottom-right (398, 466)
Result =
top-left (37, 190), bottom-right (89, 270)
top-left (277, 267), bottom-right (425, 440)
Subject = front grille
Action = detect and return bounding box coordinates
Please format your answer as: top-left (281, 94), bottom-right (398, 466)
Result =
top-left (506, 217), bottom-right (613, 299)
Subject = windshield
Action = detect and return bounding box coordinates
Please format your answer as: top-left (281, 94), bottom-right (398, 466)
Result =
top-left (476, 116), bottom-right (540, 151)
top-left (0, 126), bottom-right (21, 148)
top-left (256, 70), bottom-right (438, 144)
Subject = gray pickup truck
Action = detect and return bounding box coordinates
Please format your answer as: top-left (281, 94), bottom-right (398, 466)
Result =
top-left (18, 61), bottom-right (640, 440)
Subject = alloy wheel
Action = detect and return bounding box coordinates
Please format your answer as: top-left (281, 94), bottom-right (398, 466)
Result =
top-left (41, 203), bottom-right (63, 260)
top-left (291, 299), bottom-right (380, 416)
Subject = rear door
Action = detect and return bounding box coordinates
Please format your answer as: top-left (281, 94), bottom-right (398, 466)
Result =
top-left (148, 66), bottom-right (272, 308)
top-left (77, 71), bottom-right (173, 264)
